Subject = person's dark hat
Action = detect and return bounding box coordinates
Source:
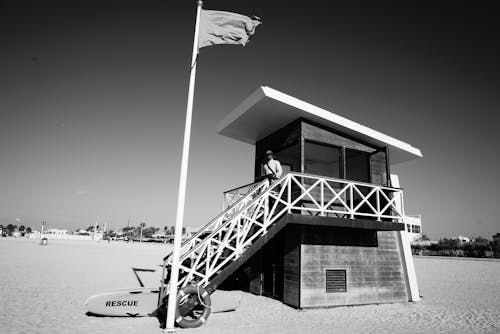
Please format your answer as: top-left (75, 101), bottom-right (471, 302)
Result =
top-left (265, 150), bottom-right (274, 156)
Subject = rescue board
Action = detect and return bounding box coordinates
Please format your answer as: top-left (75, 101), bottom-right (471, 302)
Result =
top-left (85, 287), bottom-right (159, 317)
top-left (85, 288), bottom-right (240, 317)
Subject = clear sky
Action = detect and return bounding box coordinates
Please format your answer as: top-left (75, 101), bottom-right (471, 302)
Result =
top-left (1, 1), bottom-right (498, 238)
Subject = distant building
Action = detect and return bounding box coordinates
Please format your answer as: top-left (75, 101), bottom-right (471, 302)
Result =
top-left (27, 230), bottom-right (41, 238)
top-left (152, 232), bottom-right (170, 240)
top-left (411, 239), bottom-right (438, 247)
top-left (404, 215), bottom-right (423, 241)
top-left (455, 235), bottom-right (471, 244)
top-left (27, 227), bottom-right (101, 241)
top-left (390, 175), bottom-right (423, 242)
top-left (46, 229), bottom-right (69, 235)
top-left (74, 229), bottom-right (90, 236)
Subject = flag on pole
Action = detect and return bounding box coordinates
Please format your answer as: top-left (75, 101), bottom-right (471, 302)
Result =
top-left (199, 10), bottom-right (261, 48)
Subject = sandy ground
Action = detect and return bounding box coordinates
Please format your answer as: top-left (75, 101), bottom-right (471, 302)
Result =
top-left (0, 237), bottom-right (498, 334)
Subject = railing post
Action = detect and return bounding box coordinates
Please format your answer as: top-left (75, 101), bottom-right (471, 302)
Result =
top-left (159, 260), bottom-right (166, 301)
top-left (376, 188), bottom-right (381, 221)
top-left (206, 241), bottom-right (211, 277)
top-left (287, 175), bottom-right (292, 214)
top-left (349, 184), bottom-right (354, 219)
top-left (400, 190), bottom-right (406, 223)
top-left (235, 220), bottom-right (240, 257)
top-left (264, 194), bottom-right (269, 232)
top-left (320, 180), bottom-right (325, 216)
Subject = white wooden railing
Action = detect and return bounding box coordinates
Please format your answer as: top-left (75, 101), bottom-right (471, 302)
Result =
top-left (159, 172), bottom-right (405, 303)
top-left (223, 180), bottom-right (267, 209)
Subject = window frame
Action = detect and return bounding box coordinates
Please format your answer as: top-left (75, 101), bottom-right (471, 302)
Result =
top-left (344, 147), bottom-right (372, 183)
top-left (303, 139), bottom-right (344, 179)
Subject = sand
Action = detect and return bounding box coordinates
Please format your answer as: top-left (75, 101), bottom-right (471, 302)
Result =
top-left (0, 237), bottom-right (499, 334)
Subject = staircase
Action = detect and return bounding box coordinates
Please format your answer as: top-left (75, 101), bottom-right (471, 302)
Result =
top-left (157, 172), bottom-right (406, 310)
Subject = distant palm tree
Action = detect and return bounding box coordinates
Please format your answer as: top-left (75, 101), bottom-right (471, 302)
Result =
top-left (6, 224), bottom-right (17, 236)
top-left (139, 222), bottom-right (146, 242)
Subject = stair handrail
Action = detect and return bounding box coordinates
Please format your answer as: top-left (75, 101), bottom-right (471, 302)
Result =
top-left (162, 178), bottom-right (269, 262)
top-left (172, 174), bottom-right (290, 289)
top-left (176, 174), bottom-right (288, 264)
top-left (223, 179), bottom-right (264, 196)
top-left (223, 179), bottom-right (269, 208)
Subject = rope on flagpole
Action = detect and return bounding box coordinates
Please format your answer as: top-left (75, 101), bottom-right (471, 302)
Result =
top-left (191, 55), bottom-right (198, 70)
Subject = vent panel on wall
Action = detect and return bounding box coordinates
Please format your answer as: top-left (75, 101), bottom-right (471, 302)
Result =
top-left (326, 269), bottom-right (347, 293)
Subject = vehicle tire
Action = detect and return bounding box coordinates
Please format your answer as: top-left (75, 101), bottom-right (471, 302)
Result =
top-left (175, 284), bottom-right (211, 328)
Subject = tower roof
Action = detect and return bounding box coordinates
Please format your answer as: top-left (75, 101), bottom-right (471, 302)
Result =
top-left (217, 86), bottom-right (422, 164)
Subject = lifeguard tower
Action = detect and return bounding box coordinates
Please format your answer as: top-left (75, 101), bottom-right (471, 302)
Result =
top-left (157, 86), bottom-right (421, 325)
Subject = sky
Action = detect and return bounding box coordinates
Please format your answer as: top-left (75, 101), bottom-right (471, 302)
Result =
top-left (0, 1), bottom-right (499, 238)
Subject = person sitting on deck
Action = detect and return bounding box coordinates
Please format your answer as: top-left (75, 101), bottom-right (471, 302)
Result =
top-left (263, 150), bottom-right (283, 182)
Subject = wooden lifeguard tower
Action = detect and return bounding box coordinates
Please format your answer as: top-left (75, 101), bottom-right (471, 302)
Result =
top-left (158, 86), bottom-right (421, 320)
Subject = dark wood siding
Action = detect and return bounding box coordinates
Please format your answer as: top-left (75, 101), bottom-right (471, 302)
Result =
top-left (301, 121), bottom-right (375, 154)
top-left (249, 251), bottom-right (263, 295)
top-left (223, 219), bottom-right (406, 309)
top-left (300, 226), bottom-right (407, 308)
top-left (283, 224), bottom-right (301, 308)
top-left (254, 119), bottom-right (390, 184)
top-left (299, 121), bottom-right (389, 207)
top-left (262, 231), bottom-right (284, 299)
top-left (370, 150), bottom-right (388, 186)
top-left (301, 225), bottom-right (378, 247)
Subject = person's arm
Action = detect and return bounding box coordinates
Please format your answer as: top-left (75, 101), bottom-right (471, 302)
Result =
top-left (275, 160), bottom-right (283, 178)
top-left (263, 163), bottom-right (270, 176)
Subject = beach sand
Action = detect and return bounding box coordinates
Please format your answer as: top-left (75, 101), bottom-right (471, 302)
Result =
top-left (0, 237), bottom-right (498, 334)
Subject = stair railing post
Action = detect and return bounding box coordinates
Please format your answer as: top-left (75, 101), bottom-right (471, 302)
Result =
top-left (206, 241), bottom-right (211, 278)
top-left (236, 220), bottom-right (241, 256)
top-left (264, 193), bottom-right (269, 232)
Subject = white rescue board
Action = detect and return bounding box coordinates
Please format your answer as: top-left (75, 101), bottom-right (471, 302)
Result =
top-left (85, 288), bottom-right (240, 317)
top-left (85, 287), bottom-right (158, 317)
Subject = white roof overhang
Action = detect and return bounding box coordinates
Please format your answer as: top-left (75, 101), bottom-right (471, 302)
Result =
top-left (217, 86), bottom-right (422, 164)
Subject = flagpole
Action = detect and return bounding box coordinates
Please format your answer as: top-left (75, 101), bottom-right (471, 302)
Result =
top-left (165, 0), bottom-right (203, 331)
